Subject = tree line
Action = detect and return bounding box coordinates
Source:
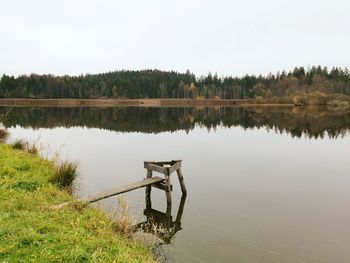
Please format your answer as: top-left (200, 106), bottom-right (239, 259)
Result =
top-left (1, 66), bottom-right (350, 99)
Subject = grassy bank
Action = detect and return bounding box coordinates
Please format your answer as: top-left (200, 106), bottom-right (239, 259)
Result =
top-left (0, 143), bottom-right (154, 262)
top-left (0, 98), bottom-right (278, 107)
top-left (253, 91), bottom-right (350, 107)
top-left (1, 96), bottom-right (349, 108)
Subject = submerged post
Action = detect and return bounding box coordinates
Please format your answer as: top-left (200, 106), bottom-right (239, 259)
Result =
top-left (165, 172), bottom-right (172, 205)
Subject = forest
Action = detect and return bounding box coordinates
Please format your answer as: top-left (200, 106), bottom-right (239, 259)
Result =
top-left (1, 66), bottom-right (350, 102)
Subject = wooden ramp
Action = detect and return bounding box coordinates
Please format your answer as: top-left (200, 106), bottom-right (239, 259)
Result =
top-left (82, 176), bottom-right (164, 203)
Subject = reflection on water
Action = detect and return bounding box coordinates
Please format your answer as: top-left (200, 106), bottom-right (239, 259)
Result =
top-left (1, 106), bottom-right (350, 138)
top-left (136, 194), bottom-right (186, 244)
top-left (3, 106), bottom-right (350, 262)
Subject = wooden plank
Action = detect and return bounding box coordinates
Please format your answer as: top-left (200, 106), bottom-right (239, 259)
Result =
top-left (82, 176), bottom-right (164, 203)
top-left (144, 160), bottom-right (172, 165)
top-left (144, 162), bottom-right (168, 175)
top-left (168, 161), bottom-right (182, 174)
top-left (152, 181), bottom-right (173, 191)
top-left (144, 160), bottom-right (182, 166)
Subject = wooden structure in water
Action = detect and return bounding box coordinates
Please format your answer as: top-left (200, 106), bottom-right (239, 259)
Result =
top-left (136, 160), bottom-right (187, 243)
top-left (82, 160), bottom-right (186, 204)
top-left (144, 160), bottom-right (187, 206)
top-left (52, 160), bottom-right (186, 210)
top-left (52, 160), bottom-right (187, 243)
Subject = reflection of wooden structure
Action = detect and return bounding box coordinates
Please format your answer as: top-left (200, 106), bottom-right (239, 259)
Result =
top-left (144, 160), bottom-right (187, 205)
top-left (135, 160), bottom-right (187, 243)
top-left (136, 195), bottom-right (186, 244)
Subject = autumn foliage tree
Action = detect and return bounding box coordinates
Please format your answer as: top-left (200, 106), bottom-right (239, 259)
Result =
top-left (1, 66), bottom-right (350, 100)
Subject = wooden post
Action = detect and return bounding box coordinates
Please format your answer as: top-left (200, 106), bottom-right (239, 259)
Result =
top-left (165, 168), bottom-right (172, 205)
top-left (176, 168), bottom-right (187, 195)
top-left (165, 201), bottom-right (172, 217)
top-left (145, 169), bottom-right (152, 204)
top-left (146, 194), bottom-right (152, 210)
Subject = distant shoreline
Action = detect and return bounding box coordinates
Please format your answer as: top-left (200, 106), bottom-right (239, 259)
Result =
top-left (0, 98), bottom-right (295, 107)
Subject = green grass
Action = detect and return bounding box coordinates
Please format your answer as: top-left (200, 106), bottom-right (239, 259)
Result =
top-left (0, 144), bottom-right (155, 263)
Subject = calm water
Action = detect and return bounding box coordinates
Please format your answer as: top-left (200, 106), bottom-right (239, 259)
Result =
top-left (2, 106), bottom-right (350, 263)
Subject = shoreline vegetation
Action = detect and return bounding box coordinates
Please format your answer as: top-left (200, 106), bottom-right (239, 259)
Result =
top-left (0, 98), bottom-right (293, 107)
top-left (0, 129), bottom-right (155, 262)
top-left (0, 94), bottom-right (349, 108)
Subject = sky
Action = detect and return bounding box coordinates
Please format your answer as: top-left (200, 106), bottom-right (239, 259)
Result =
top-left (1, 0), bottom-right (350, 77)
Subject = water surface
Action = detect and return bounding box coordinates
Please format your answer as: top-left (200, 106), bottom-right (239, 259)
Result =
top-left (2, 106), bottom-right (350, 262)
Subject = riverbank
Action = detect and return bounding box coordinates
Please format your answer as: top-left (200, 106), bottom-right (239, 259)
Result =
top-left (0, 143), bottom-right (154, 262)
top-left (0, 98), bottom-right (295, 107)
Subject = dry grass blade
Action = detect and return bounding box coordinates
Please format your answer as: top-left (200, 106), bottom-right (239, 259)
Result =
top-left (113, 196), bottom-right (135, 237)
top-left (26, 143), bottom-right (39, 154)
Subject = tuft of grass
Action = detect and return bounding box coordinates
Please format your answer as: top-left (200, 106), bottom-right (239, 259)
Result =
top-left (26, 143), bottom-right (39, 155)
top-left (0, 143), bottom-right (155, 262)
top-left (49, 161), bottom-right (78, 190)
top-left (0, 129), bottom-right (9, 143)
top-left (11, 139), bottom-right (26, 150)
top-left (113, 196), bottom-right (136, 237)
top-left (9, 138), bottom-right (40, 155)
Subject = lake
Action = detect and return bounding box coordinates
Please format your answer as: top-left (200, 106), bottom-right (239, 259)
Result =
top-left (2, 106), bottom-right (350, 263)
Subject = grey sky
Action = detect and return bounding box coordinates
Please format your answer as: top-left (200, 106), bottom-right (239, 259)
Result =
top-left (1, 0), bottom-right (349, 76)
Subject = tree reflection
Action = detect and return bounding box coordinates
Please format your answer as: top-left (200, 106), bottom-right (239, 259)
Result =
top-left (1, 106), bottom-right (350, 139)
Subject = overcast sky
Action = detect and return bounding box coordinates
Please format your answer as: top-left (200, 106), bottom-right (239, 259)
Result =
top-left (1, 0), bottom-right (349, 77)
